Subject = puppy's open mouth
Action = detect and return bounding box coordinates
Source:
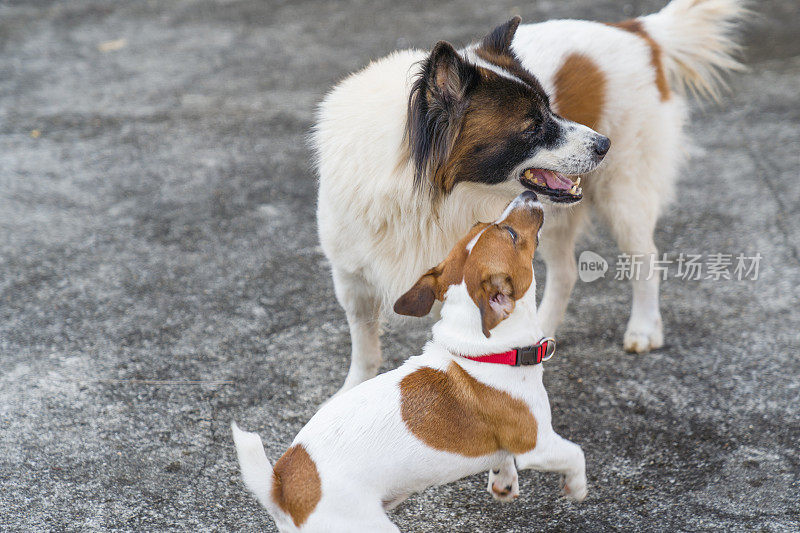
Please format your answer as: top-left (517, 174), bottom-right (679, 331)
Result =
top-left (519, 169), bottom-right (583, 204)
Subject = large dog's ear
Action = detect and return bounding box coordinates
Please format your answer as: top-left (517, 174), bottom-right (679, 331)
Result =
top-left (394, 267), bottom-right (440, 317)
top-left (481, 16), bottom-right (521, 56)
top-left (473, 273), bottom-right (515, 337)
top-left (426, 41), bottom-right (471, 106)
top-left (407, 41), bottom-right (479, 191)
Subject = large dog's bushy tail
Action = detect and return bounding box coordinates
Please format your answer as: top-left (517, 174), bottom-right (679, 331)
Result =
top-left (642, 0), bottom-right (749, 101)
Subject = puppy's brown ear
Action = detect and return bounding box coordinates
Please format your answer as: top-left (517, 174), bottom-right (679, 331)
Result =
top-left (474, 274), bottom-right (515, 337)
top-left (394, 268), bottom-right (439, 317)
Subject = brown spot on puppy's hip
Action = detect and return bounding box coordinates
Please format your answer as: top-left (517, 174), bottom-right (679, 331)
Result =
top-left (400, 362), bottom-right (537, 456)
top-left (553, 53), bottom-right (607, 131)
top-left (272, 444), bottom-right (321, 527)
top-left (608, 19), bottom-right (671, 101)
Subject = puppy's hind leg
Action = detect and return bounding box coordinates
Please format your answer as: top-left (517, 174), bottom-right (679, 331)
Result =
top-left (308, 504), bottom-right (401, 533)
top-left (332, 267), bottom-right (383, 393)
top-left (537, 204), bottom-right (587, 337)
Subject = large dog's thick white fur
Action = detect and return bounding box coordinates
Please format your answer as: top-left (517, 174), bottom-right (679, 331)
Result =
top-left (314, 0), bottom-right (746, 390)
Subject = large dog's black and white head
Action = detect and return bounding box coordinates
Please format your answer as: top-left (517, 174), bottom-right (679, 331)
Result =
top-left (407, 17), bottom-right (609, 202)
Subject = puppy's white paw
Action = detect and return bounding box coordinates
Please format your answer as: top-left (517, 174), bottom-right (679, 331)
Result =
top-left (487, 465), bottom-right (519, 502)
top-left (561, 473), bottom-right (588, 502)
top-left (623, 315), bottom-right (663, 353)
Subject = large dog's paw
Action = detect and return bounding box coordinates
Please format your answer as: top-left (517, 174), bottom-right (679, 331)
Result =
top-left (623, 314), bottom-right (663, 353)
top-left (561, 472), bottom-right (588, 502)
top-left (487, 463), bottom-right (519, 502)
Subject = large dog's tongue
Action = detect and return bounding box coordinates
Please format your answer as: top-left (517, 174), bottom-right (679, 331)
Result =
top-left (527, 169), bottom-right (573, 190)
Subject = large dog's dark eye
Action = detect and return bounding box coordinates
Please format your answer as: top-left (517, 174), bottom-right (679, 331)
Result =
top-left (470, 143), bottom-right (490, 156)
top-left (524, 121), bottom-right (542, 137)
top-left (504, 225), bottom-right (518, 243)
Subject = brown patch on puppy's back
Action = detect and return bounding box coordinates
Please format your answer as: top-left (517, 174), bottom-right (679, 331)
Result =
top-left (609, 19), bottom-right (670, 101)
top-left (400, 362), bottom-right (537, 456)
top-left (272, 444), bottom-right (321, 527)
top-left (553, 53), bottom-right (607, 130)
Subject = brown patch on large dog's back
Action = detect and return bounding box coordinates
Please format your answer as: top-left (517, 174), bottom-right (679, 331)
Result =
top-left (400, 362), bottom-right (537, 456)
top-left (272, 444), bottom-right (321, 527)
top-left (609, 19), bottom-right (670, 101)
top-left (553, 53), bottom-right (607, 130)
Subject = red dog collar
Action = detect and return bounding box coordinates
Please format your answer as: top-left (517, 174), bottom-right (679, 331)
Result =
top-left (462, 338), bottom-right (556, 366)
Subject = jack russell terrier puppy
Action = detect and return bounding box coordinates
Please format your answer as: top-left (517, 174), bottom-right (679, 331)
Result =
top-left (233, 192), bottom-right (586, 532)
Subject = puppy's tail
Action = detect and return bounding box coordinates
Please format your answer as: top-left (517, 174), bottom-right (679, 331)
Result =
top-left (641, 0), bottom-right (750, 101)
top-left (231, 422), bottom-right (280, 516)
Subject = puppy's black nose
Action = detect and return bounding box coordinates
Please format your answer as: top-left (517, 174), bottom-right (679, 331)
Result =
top-left (594, 135), bottom-right (611, 157)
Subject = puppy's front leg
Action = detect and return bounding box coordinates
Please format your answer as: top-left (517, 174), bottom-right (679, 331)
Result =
top-left (486, 455), bottom-right (519, 502)
top-left (515, 432), bottom-right (587, 502)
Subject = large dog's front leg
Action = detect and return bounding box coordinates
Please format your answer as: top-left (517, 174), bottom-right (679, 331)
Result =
top-left (332, 267), bottom-right (383, 393)
top-left (537, 205), bottom-right (586, 337)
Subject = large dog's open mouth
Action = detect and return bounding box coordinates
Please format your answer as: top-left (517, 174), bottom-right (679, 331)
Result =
top-left (519, 169), bottom-right (582, 204)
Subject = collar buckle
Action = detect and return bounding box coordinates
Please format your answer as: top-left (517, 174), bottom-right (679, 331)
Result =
top-left (514, 337), bottom-right (556, 366)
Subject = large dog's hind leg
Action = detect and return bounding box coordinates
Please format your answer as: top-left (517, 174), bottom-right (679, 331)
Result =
top-left (332, 267), bottom-right (383, 393)
top-left (596, 188), bottom-right (663, 353)
top-left (537, 205), bottom-right (587, 338)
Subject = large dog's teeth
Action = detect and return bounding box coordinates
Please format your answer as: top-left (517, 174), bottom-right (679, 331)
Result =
top-left (575, 177), bottom-right (582, 187)
top-left (524, 169), bottom-right (533, 178)
top-left (569, 185), bottom-right (577, 195)
top-left (577, 187), bottom-right (583, 195)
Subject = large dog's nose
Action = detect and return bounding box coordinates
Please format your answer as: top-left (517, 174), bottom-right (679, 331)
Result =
top-left (594, 135), bottom-right (611, 157)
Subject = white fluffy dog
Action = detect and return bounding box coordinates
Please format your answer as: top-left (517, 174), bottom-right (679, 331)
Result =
top-left (313, 0), bottom-right (746, 392)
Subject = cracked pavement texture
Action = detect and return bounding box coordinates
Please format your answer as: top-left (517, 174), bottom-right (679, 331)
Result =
top-left (1, 0), bottom-right (798, 531)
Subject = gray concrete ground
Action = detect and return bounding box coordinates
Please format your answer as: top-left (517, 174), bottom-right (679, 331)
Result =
top-left (1, 0), bottom-right (798, 531)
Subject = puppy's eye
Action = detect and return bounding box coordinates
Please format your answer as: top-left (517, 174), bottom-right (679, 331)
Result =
top-left (505, 226), bottom-right (518, 242)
